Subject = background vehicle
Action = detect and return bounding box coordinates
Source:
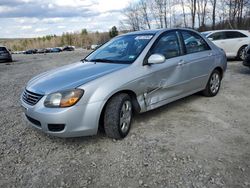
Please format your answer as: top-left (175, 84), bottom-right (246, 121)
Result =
top-left (91, 44), bottom-right (100, 50)
top-left (51, 47), bottom-right (62, 53)
top-left (21, 29), bottom-right (227, 139)
top-left (243, 45), bottom-right (250, 68)
top-left (24, 49), bottom-right (38, 54)
top-left (63, 46), bottom-right (75, 51)
top-left (0, 46), bottom-right (12, 62)
top-left (37, 48), bottom-right (46, 54)
top-left (202, 30), bottom-right (250, 60)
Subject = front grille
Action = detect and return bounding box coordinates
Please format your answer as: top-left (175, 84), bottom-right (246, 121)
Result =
top-left (22, 89), bottom-right (43, 106)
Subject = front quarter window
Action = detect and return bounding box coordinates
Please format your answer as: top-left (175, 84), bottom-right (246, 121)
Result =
top-left (85, 34), bottom-right (153, 64)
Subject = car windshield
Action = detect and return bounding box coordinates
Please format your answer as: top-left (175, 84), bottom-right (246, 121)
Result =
top-left (201, 32), bottom-right (211, 37)
top-left (85, 34), bottom-right (154, 64)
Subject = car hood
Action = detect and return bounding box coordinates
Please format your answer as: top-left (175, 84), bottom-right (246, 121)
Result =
top-left (26, 62), bottom-right (129, 94)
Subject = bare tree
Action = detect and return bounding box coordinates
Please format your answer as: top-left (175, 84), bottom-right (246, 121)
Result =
top-left (197, 0), bottom-right (208, 30)
top-left (210, 0), bottom-right (217, 30)
top-left (188, 0), bottom-right (197, 28)
top-left (120, 0), bottom-right (250, 31)
top-left (150, 0), bottom-right (169, 28)
top-left (122, 3), bottom-right (141, 31)
top-left (181, 0), bottom-right (187, 27)
top-left (138, 0), bottom-right (151, 29)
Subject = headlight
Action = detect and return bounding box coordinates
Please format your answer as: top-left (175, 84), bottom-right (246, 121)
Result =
top-left (44, 89), bottom-right (84, 108)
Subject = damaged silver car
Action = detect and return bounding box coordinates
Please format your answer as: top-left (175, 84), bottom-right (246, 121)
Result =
top-left (21, 28), bottom-right (227, 139)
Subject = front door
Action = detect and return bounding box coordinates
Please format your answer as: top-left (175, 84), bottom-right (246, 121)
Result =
top-left (142, 31), bottom-right (188, 107)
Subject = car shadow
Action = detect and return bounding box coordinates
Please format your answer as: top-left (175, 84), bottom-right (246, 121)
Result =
top-left (237, 66), bottom-right (250, 74)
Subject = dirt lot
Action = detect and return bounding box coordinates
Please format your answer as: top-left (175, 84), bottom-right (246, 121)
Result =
top-left (0, 50), bottom-right (250, 188)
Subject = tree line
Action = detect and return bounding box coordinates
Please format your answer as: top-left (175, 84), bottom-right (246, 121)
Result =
top-left (3, 27), bottom-right (119, 51)
top-left (120, 0), bottom-right (250, 31)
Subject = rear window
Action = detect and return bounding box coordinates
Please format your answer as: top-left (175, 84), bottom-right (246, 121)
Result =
top-left (225, 31), bottom-right (247, 39)
top-left (0, 47), bottom-right (7, 52)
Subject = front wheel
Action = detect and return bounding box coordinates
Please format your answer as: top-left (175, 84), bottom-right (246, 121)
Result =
top-left (202, 69), bottom-right (221, 97)
top-left (104, 93), bottom-right (133, 139)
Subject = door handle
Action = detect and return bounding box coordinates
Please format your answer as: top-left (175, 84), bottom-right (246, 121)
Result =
top-left (208, 53), bottom-right (213, 57)
top-left (178, 60), bottom-right (186, 66)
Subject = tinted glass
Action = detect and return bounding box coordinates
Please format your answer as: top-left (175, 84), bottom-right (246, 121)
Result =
top-left (181, 31), bottom-right (211, 54)
top-left (209, 32), bottom-right (226, 40)
top-left (225, 31), bottom-right (247, 39)
top-left (150, 32), bottom-right (180, 59)
top-left (0, 47), bottom-right (7, 52)
top-left (85, 34), bottom-right (153, 64)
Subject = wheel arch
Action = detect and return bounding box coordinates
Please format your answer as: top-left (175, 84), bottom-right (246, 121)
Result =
top-left (214, 66), bottom-right (224, 78)
top-left (98, 89), bottom-right (141, 131)
top-left (237, 45), bottom-right (248, 59)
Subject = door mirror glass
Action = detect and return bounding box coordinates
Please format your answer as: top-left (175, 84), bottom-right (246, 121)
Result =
top-left (148, 54), bottom-right (165, 64)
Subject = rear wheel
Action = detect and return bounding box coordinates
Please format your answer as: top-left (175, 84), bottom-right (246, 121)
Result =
top-left (104, 93), bottom-right (133, 139)
top-left (238, 46), bottom-right (247, 60)
top-left (202, 69), bottom-right (221, 97)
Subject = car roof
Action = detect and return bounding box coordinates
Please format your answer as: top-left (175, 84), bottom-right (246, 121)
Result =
top-left (203, 29), bottom-right (249, 33)
top-left (122, 28), bottom-right (198, 36)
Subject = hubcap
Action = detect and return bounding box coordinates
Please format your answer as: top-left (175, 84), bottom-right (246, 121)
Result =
top-left (120, 100), bottom-right (132, 133)
top-left (210, 73), bottom-right (220, 94)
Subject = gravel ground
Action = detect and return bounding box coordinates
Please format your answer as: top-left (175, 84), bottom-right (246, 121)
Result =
top-left (0, 50), bottom-right (250, 188)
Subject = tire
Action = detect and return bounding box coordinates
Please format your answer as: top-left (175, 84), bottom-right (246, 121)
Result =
top-left (238, 46), bottom-right (247, 61)
top-left (104, 93), bottom-right (133, 139)
top-left (202, 69), bottom-right (222, 97)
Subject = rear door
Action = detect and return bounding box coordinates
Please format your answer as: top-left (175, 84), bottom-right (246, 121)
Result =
top-left (222, 31), bottom-right (248, 56)
top-left (208, 31), bottom-right (227, 50)
top-left (179, 30), bottom-right (215, 91)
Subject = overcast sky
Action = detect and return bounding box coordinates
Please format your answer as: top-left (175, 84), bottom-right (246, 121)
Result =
top-left (0, 0), bottom-right (132, 38)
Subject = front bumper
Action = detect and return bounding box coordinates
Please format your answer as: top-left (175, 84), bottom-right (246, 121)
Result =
top-left (21, 96), bottom-right (104, 137)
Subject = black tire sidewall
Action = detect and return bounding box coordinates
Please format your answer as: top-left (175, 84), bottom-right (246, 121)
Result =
top-left (238, 46), bottom-right (247, 60)
top-left (104, 94), bottom-right (132, 139)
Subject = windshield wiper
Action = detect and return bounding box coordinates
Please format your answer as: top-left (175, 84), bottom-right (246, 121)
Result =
top-left (90, 58), bottom-right (115, 63)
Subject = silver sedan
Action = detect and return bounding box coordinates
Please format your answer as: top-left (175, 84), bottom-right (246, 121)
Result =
top-left (21, 28), bottom-right (227, 139)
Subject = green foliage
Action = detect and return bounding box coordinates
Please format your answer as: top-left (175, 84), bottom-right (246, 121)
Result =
top-left (81, 29), bottom-right (88, 35)
top-left (109, 26), bottom-right (119, 38)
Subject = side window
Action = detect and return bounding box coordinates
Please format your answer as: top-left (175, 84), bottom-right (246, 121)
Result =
top-left (0, 47), bottom-right (8, 52)
top-left (225, 31), bottom-right (247, 39)
top-left (181, 31), bottom-right (211, 54)
top-left (151, 32), bottom-right (180, 59)
top-left (209, 32), bottom-right (226, 40)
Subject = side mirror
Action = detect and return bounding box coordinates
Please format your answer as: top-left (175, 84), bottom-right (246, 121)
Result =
top-left (147, 54), bottom-right (165, 64)
top-left (208, 37), bottom-right (213, 41)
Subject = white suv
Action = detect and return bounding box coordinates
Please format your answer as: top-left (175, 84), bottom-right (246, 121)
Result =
top-left (202, 30), bottom-right (250, 60)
